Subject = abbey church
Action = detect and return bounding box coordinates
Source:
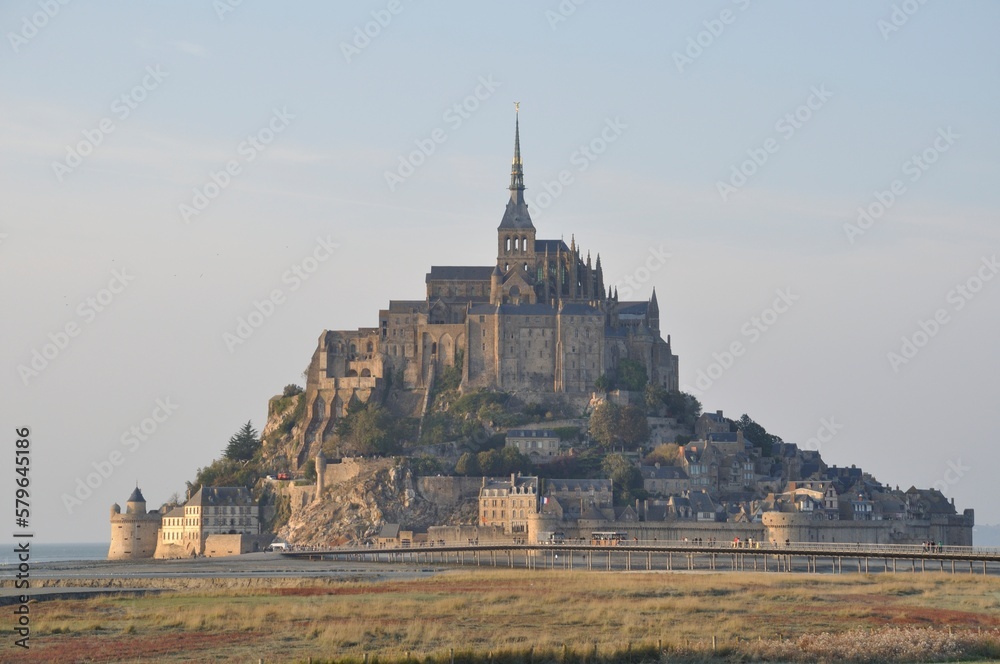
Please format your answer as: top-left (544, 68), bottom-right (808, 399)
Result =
top-left (297, 113), bottom-right (678, 466)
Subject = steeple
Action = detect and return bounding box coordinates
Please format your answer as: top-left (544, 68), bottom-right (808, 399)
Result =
top-left (648, 287), bottom-right (660, 332)
top-left (509, 104), bottom-right (524, 195)
top-left (498, 104), bottom-right (535, 262)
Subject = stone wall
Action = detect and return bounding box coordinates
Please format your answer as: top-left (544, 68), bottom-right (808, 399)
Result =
top-left (204, 533), bottom-right (269, 557)
top-left (108, 513), bottom-right (161, 560)
top-left (417, 476), bottom-right (484, 508)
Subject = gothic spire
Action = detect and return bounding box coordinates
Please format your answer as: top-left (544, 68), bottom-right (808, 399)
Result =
top-left (498, 104), bottom-right (533, 231)
top-left (509, 103), bottom-right (524, 194)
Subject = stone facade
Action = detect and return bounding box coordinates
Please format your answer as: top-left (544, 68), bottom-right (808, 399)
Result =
top-left (155, 486), bottom-right (259, 558)
top-left (479, 474), bottom-right (539, 534)
top-left (505, 429), bottom-right (561, 461)
top-left (108, 487), bottom-right (161, 560)
top-left (108, 486), bottom-right (262, 560)
top-left (295, 114), bottom-right (679, 467)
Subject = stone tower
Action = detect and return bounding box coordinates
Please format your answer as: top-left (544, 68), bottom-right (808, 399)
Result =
top-left (108, 486), bottom-right (162, 560)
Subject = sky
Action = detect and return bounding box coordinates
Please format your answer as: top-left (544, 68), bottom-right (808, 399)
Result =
top-left (2, 1), bottom-right (998, 544)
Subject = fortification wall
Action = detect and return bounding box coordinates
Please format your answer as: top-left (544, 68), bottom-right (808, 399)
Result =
top-left (417, 476), bottom-right (484, 508)
top-left (108, 513), bottom-right (160, 560)
top-left (427, 524), bottom-right (509, 544)
top-left (760, 512), bottom-right (974, 545)
top-left (204, 534), bottom-right (270, 557)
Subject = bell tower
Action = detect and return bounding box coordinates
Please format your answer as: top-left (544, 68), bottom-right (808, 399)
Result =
top-left (497, 103), bottom-right (536, 271)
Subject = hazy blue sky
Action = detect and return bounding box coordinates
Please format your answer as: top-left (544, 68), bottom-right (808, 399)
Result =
top-left (2, 1), bottom-right (998, 543)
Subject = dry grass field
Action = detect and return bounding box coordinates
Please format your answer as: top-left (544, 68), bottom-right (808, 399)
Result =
top-left (8, 570), bottom-right (1000, 663)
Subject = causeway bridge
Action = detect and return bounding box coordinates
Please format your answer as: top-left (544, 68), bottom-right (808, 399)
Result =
top-left (282, 540), bottom-right (1000, 576)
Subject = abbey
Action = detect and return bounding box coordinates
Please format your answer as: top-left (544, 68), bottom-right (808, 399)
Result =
top-left (298, 113), bottom-right (678, 465)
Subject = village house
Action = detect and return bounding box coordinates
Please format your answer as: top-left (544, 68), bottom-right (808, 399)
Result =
top-left (505, 429), bottom-right (561, 462)
top-left (479, 474), bottom-right (539, 535)
top-left (640, 464), bottom-right (689, 496)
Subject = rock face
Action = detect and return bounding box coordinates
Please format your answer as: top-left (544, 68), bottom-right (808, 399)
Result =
top-left (278, 458), bottom-right (477, 546)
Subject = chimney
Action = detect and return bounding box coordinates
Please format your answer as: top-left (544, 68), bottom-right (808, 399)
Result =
top-left (716, 410), bottom-right (723, 418)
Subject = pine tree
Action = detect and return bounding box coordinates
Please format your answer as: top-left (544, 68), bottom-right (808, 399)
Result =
top-left (224, 420), bottom-right (260, 462)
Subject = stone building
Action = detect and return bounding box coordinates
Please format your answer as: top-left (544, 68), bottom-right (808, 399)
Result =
top-left (107, 487), bottom-right (161, 560)
top-left (505, 429), bottom-right (561, 461)
top-left (479, 474), bottom-right (539, 535)
top-left (155, 486), bottom-right (261, 558)
top-left (108, 486), bottom-right (263, 560)
top-left (296, 112), bottom-right (679, 467)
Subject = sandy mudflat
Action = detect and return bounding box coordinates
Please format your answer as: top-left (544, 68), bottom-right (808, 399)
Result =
top-left (0, 551), bottom-right (450, 600)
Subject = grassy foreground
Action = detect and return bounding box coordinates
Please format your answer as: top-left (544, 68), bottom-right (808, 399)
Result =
top-left (10, 570), bottom-right (1000, 663)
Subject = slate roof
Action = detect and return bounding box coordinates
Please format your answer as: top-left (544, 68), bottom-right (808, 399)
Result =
top-left (386, 300), bottom-right (428, 313)
top-left (535, 239), bottom-right (570, 253)
top-left (127, 487), bottom-right (146, 503)
top-left (186, 487), bottom-right (254, 507)
top-left (559, 303), bottom-right (602, 315)
top-left (426, 266), bottom-right (495, 282)
top-left (507, 429), bottom-right (559, 439)
top-left (616, 302), bottom-right (649, 316)
top-left (378, 523), bottom-right (400, 539)
top-left (498, 198), bottom-right (534, 230)
top-left (640, 465), bottom-right (689, 480)
top-left (547, 479), bottom-right (612, 493)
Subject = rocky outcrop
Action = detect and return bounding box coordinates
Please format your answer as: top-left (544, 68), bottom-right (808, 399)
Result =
top-left (277, 458), bottom-right (477, 546)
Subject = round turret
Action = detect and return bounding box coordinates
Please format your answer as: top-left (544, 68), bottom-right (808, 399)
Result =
top-left (111, 503), bottom-right (121, 516)
top-left (125, 486), bottom-right (147, 515)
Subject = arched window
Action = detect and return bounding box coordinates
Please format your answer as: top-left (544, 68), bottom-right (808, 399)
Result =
top-left (366, 341), bottom-right (373, 353)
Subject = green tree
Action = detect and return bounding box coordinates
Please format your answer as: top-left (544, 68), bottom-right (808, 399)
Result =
top-left (303, 458), bottom-right (317, 481)
top-left (644, 383), bottom-right (668, 416)
top-left (478, 448), bottom-right (502, 475)
top-left (340, 406), bottom-right (402, 455)
top-left (644, 443), bottom-right (680, 466)
top-left (735, 414), bottom-right (781, 456)
top-left (500, 445), bottom-right (533, 475)
top-left (455, 451), bottom-right (481, 476)
top-left (282, 384), bottom-right (303, 397)
top-left (224, 421), bottom-right (260, 462)
top-left (617, 359), bottom-right (648, 391)
top-left (594, 374), bottom-right (612, 392)
top-left (602, 453), bottom-right (645, 506)
top-left (589, 402), bottom-right (621, 448)
top-left (619, 405), bottom-right (649, 447)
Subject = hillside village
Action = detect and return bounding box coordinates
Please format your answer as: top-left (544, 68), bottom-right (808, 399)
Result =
top-left (109, 114), bottom-right (973, 559)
